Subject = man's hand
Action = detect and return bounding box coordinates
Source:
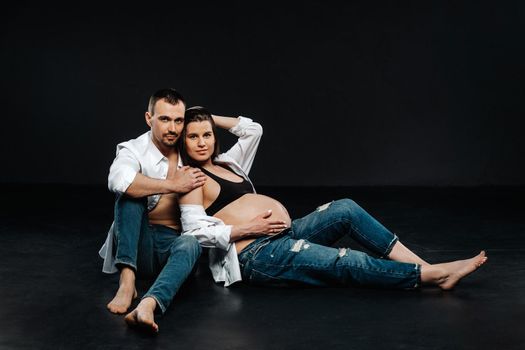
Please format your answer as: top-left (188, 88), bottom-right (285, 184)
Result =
top-left (168, 166), bottom-right (207, 194)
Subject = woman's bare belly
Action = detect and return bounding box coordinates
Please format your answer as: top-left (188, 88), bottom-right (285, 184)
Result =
top-left (148, 193), bottom-right (181, 230)
top-left (213, 193), bottom-right (292, 254)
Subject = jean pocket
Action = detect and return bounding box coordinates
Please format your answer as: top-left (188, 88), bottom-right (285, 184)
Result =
top-left (251, 239), bottom-right (272, 258)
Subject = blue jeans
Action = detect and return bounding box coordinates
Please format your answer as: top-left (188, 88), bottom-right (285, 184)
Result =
top-left (238, 199), bottom-right (421, 289)
top-left (113, 195), bottom-right (201, 313)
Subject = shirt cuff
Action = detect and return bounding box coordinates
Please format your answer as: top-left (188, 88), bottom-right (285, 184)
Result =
top-left (216, 225), bottom-right (232, 250)
top-left (228, 116), bottom-right (252, 136)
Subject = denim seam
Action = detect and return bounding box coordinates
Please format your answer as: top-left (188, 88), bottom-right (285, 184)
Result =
top-left (297, 264), bottom-right (415, 276)
top-left (113, 259), bottom-right (137, 271)
top-left (382, 235), bottom-right (399, 258)
top-left (413, 264), bottom-right (422, 288)
top-left (241, 239), bottom-right (272, 263)
top-left (251, 259), bottom-right (417, 277)
top-left (113, 198), bottom-right (139, 267)
top-left (250, 268), bottom-right (286, 281)
top-left (344, 218), bottom-right (394, 256)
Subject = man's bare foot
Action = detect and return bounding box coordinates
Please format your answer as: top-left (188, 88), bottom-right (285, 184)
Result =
top-left (107, 267), bottom-right (137, 314)
top-left (124, 297), bottom-right (159, 333)
top-left (422, 251), bottom-right (487, 290)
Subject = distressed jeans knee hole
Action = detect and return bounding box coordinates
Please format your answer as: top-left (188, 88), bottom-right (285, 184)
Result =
top-left (316, 201), bottom-right (333, 212)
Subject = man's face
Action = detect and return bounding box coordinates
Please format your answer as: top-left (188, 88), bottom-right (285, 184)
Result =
top-left (145, 99), bottom-right (185, 151)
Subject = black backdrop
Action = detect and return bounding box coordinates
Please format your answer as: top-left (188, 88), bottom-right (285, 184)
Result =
top-left (2, 1), bottom-right (524, 186)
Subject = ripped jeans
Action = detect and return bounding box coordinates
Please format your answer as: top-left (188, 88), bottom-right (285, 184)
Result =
top-left (238, 199), bottom-right (421, 289)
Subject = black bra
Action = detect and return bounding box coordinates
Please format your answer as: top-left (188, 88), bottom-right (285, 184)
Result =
top-left (200, 165), bottom-right (254, 215)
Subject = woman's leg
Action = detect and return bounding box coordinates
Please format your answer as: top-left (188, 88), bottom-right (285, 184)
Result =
top-left (239, 235), bottom-right (487, 290)
top-left (240, 235), bottom-right (421, 289)
top-left (290, 198), bottom-right (429, 264)
top-left (388, 241), bottom-right (430, 266)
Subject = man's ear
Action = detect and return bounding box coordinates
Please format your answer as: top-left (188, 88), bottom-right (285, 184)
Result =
top-left (145, 111), bottom-right (152, 127)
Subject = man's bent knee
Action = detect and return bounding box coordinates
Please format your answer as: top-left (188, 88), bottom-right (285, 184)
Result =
top-left (115, 194), bottom-right (147, 213)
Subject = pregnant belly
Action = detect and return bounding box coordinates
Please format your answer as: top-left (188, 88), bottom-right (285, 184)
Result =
top-left (214, 193), bottom-right (292, 253)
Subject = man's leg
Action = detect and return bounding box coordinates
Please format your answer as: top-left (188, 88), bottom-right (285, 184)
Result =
top-left (107, 195), bottom-right (153, 314)
top-left (125, 229), bottom-right (201, 332)
top-left (290, 198), bottom-right (429, 265)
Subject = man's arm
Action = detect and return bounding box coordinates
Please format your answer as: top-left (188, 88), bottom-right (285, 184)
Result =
top-left (125, 166), bottom-right (205, 198)
top-left (108, 147), bottom-right (206, 198)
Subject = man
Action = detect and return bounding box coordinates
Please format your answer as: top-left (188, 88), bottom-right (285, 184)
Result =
top-left (99, 88), bottom-right (207, 333)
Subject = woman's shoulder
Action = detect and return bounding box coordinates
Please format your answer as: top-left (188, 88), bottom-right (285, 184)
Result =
top-left (179, 183), bottom-right (204, 205)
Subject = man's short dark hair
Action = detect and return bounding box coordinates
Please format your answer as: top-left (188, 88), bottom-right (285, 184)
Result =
top-left (148, 88), bottom-right (186, 115)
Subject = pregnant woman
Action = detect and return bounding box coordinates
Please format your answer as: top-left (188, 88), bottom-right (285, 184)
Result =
top-left (179, 107), bottom-right (487, 290)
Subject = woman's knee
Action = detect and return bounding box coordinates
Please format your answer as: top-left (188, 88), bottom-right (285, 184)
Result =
top-left (332, 198), bottom-right (362, 218)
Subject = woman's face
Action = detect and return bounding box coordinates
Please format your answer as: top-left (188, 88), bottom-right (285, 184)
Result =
top-left (184, 120), bottom-right (216, 164)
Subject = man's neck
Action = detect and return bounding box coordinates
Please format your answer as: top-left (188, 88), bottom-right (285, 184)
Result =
top-left (151, 138), bottom-right (178, 159)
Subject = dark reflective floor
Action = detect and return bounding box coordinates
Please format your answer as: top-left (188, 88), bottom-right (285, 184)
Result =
top-left (1, 185), bottom-right (523, 350)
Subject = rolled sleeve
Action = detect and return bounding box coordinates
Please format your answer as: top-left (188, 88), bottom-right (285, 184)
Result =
top-left (228, 116), bottom-right (261, 135)
top-left (107, 148), bottom-right (140, 194)
top-left (180, 204), bottom-right (232, 251)
top-left (224, 116), bottom-right (263, 174)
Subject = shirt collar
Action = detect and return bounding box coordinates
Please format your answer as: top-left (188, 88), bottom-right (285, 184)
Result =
top-left (146, 131), bottom-right (185, 168)
top-left (146, 131), bottom-right (167, 165)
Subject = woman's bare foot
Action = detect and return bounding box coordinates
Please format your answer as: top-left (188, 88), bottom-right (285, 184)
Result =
top-left (421, 251), bottom-right (488, 290)
top-left (124, 297), bottom-right (159, 333)
top-left (107, 267), bottom-right (138, 314)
